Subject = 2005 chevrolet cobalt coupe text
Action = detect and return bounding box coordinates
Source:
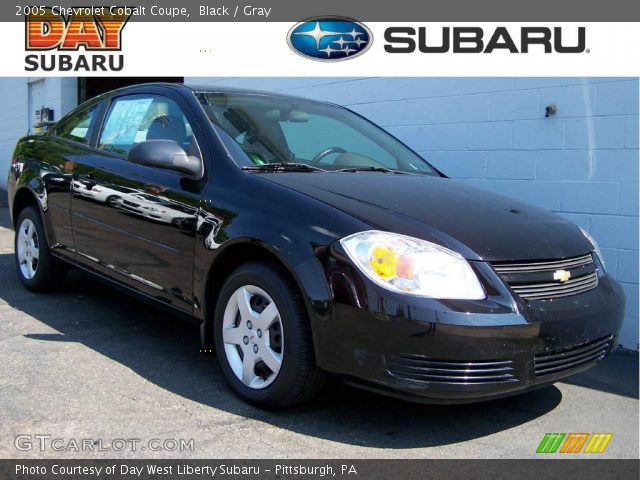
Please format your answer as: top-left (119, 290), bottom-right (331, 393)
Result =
top-left (7, 83), bottom-right (624, 408)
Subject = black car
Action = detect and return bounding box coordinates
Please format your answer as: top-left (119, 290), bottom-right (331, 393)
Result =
top-left (7, 83), bottom-right (625, 409)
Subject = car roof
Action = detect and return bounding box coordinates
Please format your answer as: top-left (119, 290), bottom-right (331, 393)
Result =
top-left (101, 82), bottom-right (334, 105)
top-left (52, 82), bottom-right (342, 133)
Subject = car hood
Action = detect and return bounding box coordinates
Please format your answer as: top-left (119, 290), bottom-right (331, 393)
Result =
top-left (259, 172), bottom-right (593, 262)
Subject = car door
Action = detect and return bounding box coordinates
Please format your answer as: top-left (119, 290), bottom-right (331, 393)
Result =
top-left (70, 89), bottom-right (205, 312)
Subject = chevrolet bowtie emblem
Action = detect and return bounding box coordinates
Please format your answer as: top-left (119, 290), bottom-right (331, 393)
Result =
top-left (553, 269), bottom-right (572, 283)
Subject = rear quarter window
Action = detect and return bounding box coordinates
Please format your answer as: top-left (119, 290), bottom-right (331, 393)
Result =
top-left (52, 103), bottom-right (100, 145)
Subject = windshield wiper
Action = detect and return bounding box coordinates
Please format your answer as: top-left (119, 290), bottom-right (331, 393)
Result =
top-left (242, 162), bottom-right (326, 173)
top-left (336, 166), bottom-right (413, 174)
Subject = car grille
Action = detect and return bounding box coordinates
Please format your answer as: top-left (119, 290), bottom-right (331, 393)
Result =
top-left (491, 254), bottom-right (598, 301)
top-left (509, 271), bottom-right (598, 300)
top-left (386, 355), bottom-right (516, 384)
top-left (534, 335), bottom-right (612, 377)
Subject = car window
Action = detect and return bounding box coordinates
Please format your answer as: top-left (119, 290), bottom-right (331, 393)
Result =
top-left (53, 103), bottom-right (100, 145)
top-left (280, 114), bottom-right (397, 167)
top-left (197, 91), bottom-right (438, 175)
top-left (98, 95), bottom-right (198, 158)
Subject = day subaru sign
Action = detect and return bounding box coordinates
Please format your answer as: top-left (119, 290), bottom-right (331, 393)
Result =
top-left (287, 18), bottom-right (372, 61)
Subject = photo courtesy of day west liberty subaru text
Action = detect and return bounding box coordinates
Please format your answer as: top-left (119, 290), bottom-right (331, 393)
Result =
top-left (24, 6), bottom-right (130, 72)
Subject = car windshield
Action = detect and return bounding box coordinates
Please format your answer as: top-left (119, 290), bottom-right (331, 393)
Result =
top-left (195, 91), bottom-right (440, 175)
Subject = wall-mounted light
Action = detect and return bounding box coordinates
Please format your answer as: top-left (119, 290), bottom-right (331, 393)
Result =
top-left (545, 104), bottom-right (557, 118)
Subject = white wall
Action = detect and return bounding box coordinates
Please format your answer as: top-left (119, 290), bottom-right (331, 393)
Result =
top-left (0, 79), bottom-right (29, 191)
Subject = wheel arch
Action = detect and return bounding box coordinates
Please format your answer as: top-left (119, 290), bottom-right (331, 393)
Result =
top-left (11, 186), bottom-right (40, 228)
top-left (200, 239), bottom-right (326, 352)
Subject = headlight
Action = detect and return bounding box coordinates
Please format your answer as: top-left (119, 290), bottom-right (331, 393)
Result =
top-left (340, 231), bottom-right (485, 300)
top-left (580, 227), bottom-right (606, 270)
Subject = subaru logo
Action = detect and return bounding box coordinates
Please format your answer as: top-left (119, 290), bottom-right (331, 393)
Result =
top-left (287, 18), bottom-right (372, 62)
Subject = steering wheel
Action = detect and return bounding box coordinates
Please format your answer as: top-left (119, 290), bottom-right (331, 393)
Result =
top-left (311, 147), bottom-right (346, 164)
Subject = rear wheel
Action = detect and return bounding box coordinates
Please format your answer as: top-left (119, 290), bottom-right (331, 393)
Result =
top-left (213, 262), bottom-right (325, 409)
top-left (14, 206), bottom-right (66, 291)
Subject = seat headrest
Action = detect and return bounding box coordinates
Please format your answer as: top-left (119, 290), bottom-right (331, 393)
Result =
top-left (146, 115), bottom-right (187, 144)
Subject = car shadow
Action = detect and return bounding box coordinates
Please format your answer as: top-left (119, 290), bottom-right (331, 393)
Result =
top-left (560, 349), bottom-right (638, 399)
top-left (0, 252), bottom-right (571, 449)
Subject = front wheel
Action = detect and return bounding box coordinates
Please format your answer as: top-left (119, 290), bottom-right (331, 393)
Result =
top-left (106, 195), bottom-right (121, 207)
top-left (14, 206), bottom-right (66, 291)
top-left (213, 262), bottom-right (325, 409)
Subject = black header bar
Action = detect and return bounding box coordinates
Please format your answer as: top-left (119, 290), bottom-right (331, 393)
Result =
top-left (5, 0), bottom-right (640, 22)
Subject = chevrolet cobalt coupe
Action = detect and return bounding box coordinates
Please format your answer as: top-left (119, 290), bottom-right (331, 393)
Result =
top-left (7, 83), bottom-right (624, 408)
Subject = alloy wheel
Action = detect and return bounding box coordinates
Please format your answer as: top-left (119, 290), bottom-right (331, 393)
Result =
top-left (16, 218), bottom-right (40, 280)
top-left (222, 285), bottom-right (284, 389)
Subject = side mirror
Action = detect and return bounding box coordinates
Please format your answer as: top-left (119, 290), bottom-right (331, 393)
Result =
top-left (128, 140), bottom-right (204, 180)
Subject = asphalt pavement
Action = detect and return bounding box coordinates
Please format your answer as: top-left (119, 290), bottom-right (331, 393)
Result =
top-left (0, 204), bottom-right (637, 459)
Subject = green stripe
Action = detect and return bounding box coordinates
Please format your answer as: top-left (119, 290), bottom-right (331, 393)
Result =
top-left (537, 433), bottom-right (552, 453)
top-left (549, 433), bottom-right (566, 453)
top-left (537, 433), bottom-right (566, 453)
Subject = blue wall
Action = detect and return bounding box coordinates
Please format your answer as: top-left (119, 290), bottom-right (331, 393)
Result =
top-left (188, 77), bottom-right (639, 349)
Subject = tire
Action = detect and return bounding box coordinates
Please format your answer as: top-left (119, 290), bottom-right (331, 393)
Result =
top-left (14, 206), bottom-right (66, 292)
top-left (106, 195), bottom-right (120, 207)
top-left (213, 262), bottom-right (325, 409)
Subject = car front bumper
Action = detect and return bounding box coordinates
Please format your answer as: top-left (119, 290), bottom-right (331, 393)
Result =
top-left (311, 255), bottom-right (625, 404)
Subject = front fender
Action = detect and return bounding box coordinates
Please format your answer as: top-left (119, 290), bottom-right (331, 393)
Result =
top-left (191, 173), bottom-right (371, 361)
